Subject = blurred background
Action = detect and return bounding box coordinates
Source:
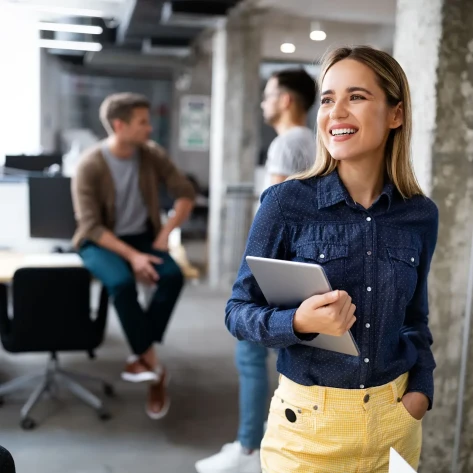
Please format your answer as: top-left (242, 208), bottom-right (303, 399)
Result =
top-left (0, 0), bottom-right (472, 472)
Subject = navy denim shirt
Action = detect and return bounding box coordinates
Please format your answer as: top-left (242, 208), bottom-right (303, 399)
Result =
top-left (225, 170), bottom-right (439, 406)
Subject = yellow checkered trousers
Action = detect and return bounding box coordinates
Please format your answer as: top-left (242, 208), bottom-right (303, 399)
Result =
top-left (261, 373), bottom-right (422, 473)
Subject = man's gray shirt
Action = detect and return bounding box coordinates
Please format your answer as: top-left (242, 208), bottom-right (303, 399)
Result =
top-left (102, 144), bottom-right (148, 236)
top-left (264, 126), bottom-right (316, 190)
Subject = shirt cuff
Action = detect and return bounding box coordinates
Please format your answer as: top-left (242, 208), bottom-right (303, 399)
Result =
top-left (406, 366), bottom-right (434, 410)
top-left (281, 308), bottom-right (318, 345)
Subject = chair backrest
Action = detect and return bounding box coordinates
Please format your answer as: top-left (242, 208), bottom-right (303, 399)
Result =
top-left (3, 267), bottom-right (107, 353)
top-left (0, 445), bottom-right (15, 473)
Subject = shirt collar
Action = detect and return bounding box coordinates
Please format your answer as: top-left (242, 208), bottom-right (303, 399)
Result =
top-left (317, 169), bottom-right (394, 211)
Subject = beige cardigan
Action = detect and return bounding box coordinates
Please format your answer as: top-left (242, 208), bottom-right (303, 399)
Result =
top-left (71, 140), bottom-right (196, 248)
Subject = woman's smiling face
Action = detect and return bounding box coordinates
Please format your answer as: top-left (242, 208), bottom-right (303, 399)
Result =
top-left (317, 58), bottom-right (402, 163)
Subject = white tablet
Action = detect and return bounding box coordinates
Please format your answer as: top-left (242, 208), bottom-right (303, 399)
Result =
top-left (246, 256), bottom-right (360, 357)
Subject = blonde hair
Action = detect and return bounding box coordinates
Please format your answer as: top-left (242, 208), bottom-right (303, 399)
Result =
top-left (295, 46), bottom-right (423, 199)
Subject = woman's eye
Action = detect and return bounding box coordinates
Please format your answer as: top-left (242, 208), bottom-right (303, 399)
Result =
top-left (321, 97), bottom-right (332, 104)
top-left (351, 94), bottom-right (366, 101)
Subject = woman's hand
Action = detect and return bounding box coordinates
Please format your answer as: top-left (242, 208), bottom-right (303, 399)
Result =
top-left (402, 392), bottom-right (429, 420)
top-left (293, 290), bottom-right (356, 336)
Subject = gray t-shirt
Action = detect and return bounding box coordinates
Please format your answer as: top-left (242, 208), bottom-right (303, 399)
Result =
top-left (264, 126), bottom-right (316, 190)
top-left (102, 144), bottom-right (148, 237)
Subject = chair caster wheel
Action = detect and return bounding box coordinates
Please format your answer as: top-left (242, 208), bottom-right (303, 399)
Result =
top-left (21, 417), bottom-right (37, 430)
top-left (98, 409), bottom-right (111, 421)
top-left (103, 384), bottom-right (115, 398)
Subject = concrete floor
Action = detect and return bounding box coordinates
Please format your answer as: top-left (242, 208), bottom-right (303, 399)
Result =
top-left (0, 281), bottom-right (277, 473)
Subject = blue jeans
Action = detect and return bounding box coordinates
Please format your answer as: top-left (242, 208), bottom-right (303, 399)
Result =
top-left (236, 340), bottom-right (269, 450)
top-left (79, 232), bottom-right (184, 355)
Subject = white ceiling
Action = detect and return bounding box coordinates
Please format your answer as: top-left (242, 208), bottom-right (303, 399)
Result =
top-left (254, 0), bottom-right (397, 25)
top-left (1, 0), bottom-right (127, 21)
top-left (260, 11), bottom-right (395, 62)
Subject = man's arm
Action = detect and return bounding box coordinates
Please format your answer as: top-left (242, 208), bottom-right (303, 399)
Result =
top-left (147, 143), bottom-right (196, 250)
top-left (153, 198), bottom-right (194, 251)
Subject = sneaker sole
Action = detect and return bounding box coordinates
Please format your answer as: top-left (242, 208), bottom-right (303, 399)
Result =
top-left (121, 372), bottom-right (158, 383)
top-left (146, 396), bottom-right (171, 420)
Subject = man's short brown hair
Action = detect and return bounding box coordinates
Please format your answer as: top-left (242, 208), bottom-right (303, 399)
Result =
top-left (99, 92), bottom-right (150, 134)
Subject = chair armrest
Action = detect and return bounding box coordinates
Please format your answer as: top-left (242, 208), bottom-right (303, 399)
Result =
top-left (0, 284), bottom-right (10, 336)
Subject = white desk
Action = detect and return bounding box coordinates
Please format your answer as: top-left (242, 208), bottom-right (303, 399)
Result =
top-left (0, 252), bottom-right (83, 283)
top-left (0, 249), bottom-right (199, 284)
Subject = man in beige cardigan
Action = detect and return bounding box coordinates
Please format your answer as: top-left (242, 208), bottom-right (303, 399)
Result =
top-left (71, 93), bottom-right (195, 420)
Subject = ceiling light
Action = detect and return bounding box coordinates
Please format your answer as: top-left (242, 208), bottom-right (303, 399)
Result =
top-left (29, 5), bottom-right (106, 18)
top-left (310, 21), bottom-right (326, 41)
top-left (280, 43), bottom-right (296, 54)
top-left (38, 39), bottom-right (103, 52)
top-left (38, 23), bottom-right (103, 35)
top-left (310, 30), bottom-right (327, 41)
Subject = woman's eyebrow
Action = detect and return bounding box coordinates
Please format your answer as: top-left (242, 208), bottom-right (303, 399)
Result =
top-left (321, 86), bottom-right (374, 96)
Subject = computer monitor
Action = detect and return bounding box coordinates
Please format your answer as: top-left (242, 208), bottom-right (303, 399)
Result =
top-left (29, 176), bottom-right (76, 239)
top-left (5, 154), bottom-right (62, 173)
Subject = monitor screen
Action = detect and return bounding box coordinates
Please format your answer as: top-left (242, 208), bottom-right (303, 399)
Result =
top-left (29, 176), bottom-right (76, 239)
top-left (5, 154), bottom-right (62, 173)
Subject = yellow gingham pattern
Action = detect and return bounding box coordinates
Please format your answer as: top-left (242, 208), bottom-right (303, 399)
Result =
top-left (261, 373), bottom-right (422, 473)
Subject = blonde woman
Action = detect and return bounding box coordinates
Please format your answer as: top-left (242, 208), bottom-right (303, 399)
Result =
top-left (225, 46), bottom-right (438, 473)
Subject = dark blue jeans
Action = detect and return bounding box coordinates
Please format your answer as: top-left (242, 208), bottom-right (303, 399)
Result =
top-left (79, 232), bottom-right (184, 355)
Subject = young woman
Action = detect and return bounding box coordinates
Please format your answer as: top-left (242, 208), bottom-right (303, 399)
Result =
top-left (225, 46), bottom-right (438, 473)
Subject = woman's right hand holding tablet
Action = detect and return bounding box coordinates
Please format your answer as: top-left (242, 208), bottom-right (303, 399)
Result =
top-left (293, 290), bottom-right (356, 336)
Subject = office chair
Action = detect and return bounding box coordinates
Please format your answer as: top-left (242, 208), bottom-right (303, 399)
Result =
top-left (0, 446), bottom-right (15, 473)
top-left (0, 267), bottom-right (114, 430)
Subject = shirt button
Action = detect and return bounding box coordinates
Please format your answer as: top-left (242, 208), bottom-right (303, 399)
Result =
top-left (411, 257), bottom-right (415, 262)
top-left (320, 254), bottom-right (325, 259)
top-left (360, 384), bottom-right (365, 389)
top-left (367, 251), bottom-right (372, 256)
top-left (365, 323), bottom-right (370, 328)
top-left (367, 287), bottom-right (372, 292)
top-left (366, 217), bottom-right (372, 222)
top-left (364, 358), bottom-right (370, 363)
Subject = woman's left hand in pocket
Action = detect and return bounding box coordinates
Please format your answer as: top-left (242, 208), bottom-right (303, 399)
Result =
top-left (402, 392), bottom-right (429, 420)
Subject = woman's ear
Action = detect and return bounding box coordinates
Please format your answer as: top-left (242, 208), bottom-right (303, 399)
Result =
top-left (389, 102), bottom-right (403, 129)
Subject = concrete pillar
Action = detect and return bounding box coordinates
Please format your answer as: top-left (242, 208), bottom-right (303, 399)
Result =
top-left (208, 8), bottom-right (262, 288)
top-left (394, 1), bottom-right (473, 472)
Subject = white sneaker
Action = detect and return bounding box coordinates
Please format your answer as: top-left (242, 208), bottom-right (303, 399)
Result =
top-left (195, 441), bottom-right (261, 473)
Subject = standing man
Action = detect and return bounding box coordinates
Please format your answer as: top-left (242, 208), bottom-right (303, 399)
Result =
top-left (71, 93), bottom-right (195, 420)
top-left (195, 69), bottom-right (316, 473)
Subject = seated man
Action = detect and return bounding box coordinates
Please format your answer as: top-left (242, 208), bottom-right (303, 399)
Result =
top-left (71, 92), bottom-right (195, 420)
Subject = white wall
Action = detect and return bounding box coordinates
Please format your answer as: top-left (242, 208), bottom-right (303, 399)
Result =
top-left (0, 6), bottom-right (41, 163)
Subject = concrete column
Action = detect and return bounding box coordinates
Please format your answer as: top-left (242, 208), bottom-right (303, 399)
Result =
top-left (394, 1), bottom-right (473, 472)
top-left (208, 9), bottom-right (262, 288)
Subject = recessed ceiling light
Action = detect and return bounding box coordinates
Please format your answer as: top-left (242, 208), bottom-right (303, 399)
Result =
top-left (310, 30), bottom-right (327, 41)
top-left (280, 43), bottom-right (296, 54)
top-left (310, 21), bottom-right (326, 41)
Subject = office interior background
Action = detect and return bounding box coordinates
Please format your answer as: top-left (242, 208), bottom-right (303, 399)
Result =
top-left (0, 0), bottom-right (472, 472)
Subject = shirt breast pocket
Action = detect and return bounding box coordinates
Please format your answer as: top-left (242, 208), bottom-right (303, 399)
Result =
top-left (386, 247), bottom-right (420, 303)
top-left (295, 242), bottom-right (348, 291)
